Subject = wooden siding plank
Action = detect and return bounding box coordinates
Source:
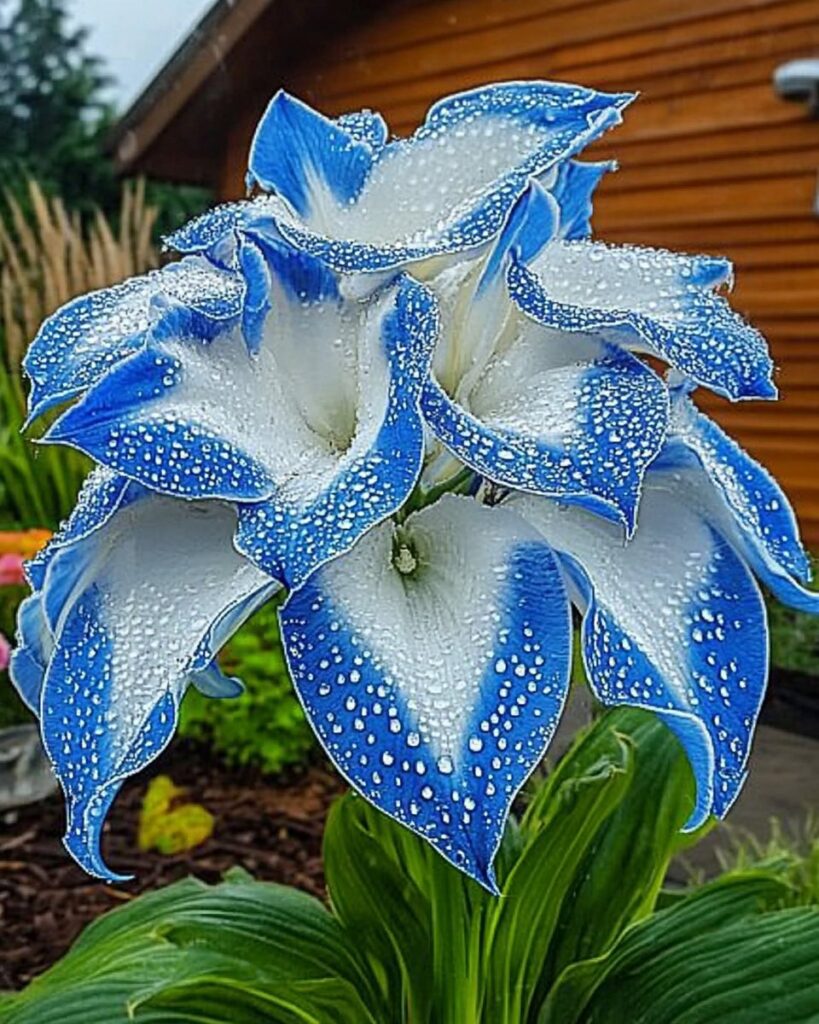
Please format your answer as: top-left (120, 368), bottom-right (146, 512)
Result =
top-left (312, 0), bottom-right (810, 78)
top-left (709, 415), bottom-right (819, 435)
top-left (603, 220), bottom-right (819, 249)
top-left (592, 174), bottom-right (817, 231)
top-left (756, 322), bottom-right (819, 343)
top-left (301, 0), bottom-right (796, 96)
top-left (602, 148), bottom-right (819, 193)
top-left (308, 5), bottom-right (819, 112)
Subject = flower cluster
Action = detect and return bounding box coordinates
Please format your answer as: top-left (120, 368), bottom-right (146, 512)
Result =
top-left (12, 82), bottom-right (818, 890)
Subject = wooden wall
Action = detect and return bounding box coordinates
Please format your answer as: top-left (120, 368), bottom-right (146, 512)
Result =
top-left (219, 0), bottom-right (819, 544)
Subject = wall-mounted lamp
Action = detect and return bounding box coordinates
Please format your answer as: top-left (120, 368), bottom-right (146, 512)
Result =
top-left (773, 59), bottom-right (819, 216)
top-left (773, 59), bottom-right (819, 117)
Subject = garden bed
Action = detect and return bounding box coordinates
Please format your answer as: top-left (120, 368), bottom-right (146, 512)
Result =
top-left (0, 742), bottom-right (344, 990)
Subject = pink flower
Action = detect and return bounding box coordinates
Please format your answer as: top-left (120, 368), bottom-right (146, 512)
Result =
top-left (0, 553), bottom-right (26, 587)
top-left (0, 632), bottom-right (10, 672)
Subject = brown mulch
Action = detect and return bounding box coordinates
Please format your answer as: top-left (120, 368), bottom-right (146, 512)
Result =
top-left (0, 742), bottom-right (344, 991)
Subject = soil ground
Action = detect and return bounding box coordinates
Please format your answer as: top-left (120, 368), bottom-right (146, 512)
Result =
top-left (0, 742), bottom-right (343, 990)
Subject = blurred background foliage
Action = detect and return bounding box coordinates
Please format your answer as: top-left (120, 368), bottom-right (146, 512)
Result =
top-left (0, 0), bottom-right (208, 233)
top-left (179, 600), bottom-right (316, 776)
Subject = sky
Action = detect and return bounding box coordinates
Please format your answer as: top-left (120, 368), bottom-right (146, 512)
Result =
top-left (68, 0), bottom-right (214, 111)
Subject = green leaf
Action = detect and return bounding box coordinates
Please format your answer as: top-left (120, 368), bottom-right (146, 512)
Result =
top-left (324, 792), bottom-right (500, 1024)
top-left (541, 872), bottom-right (803, 1023)
top-left (323, 794), bottom-right (435, 1024)
top-left (482, 710), bottom-right (633, 1022)
top-left (537, 710), bottom-right (699, 986)
top-left (0, 875), bottom-right (380, 1024)
top-left (137, 975), bottom-right (379, 1024)
top-left (6, 710), bottom-right (819, 1024)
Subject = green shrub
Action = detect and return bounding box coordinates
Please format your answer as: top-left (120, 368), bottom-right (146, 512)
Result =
top-left (4, 709), bottom-right (818, 1024)
top-left (714, 816), bottom-right (819, 908)
top-left (0, 369), bottom-right (90, 532)
top-left (178, 599), bottom-right (315, 775)
top-left (0, 676), bottom-right (28, 730)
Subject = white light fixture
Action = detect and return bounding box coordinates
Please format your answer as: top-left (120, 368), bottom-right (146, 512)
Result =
top-left (773, 59), bottom-right (819, 117)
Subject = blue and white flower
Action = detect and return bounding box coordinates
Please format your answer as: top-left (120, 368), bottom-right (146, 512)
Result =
top-left (505, 231), bottom-right (774, 402)
top-left (417, 179), bottom-right (669, 533)
top-left (11, 79), bottom-right (818, 889)
top-left (23, 256), bottom-right (246, 423)
top-left (38, 247), bottom-right (438, 588)
top-left (280, 493), bottom-right (572, 886)
top-left (13, 472), bottom-right (276, 878)
top-left (169, 82), bottom-right (633, 278)
top-left (280, 382), bottom-right (817, 884)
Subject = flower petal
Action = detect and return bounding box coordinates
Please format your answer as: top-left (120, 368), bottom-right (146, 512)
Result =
top-left (264, 81), bottom-right (633, 273)
top-left (237, 238), bottom-right (272, 355)
top-left (423, 327), bottom-right (668, 533)
top-left (235, 274), bottom-right (438, 587)
top-left (549, 159), bottom-right (614, 240)
top-left (13, 470), bottom-right (138, 717)
top-left (189, 661), bottom-right (245, 699)
top-left (24, 257), bottom-right (245, 423)
top-left (507, 241), bottom-right (775, 401)
top-left (165, 197), bottom-right (386, 302)
top-left (37, 491), bottom-right (274, 879)
top-left (44, 332), bottom-right (276, 501)
top-left (247, 91), bottom-right (379, 218)
top-left (251, 232), bottom-right (340, 303)
top-left (9, 593), bottom-right (52, 715)
top-left (514, 482), bottom-right (768, 828)
top-left (47, 262), bottom-right (435, 587)
top-left (476, 178), bottom-right (559, 299)
top-left (656, 394), bottom-right (818, 612)
top-left (426, 181), bottom-right (559, 403)
top-left (25, 468), bottom-right (132, 591)
top-left (164, 202), bottom-right (248, 261)
top-left (334, 110), bottom-right (389, 151)
top-left (279, 494), bottom-right (571, 890)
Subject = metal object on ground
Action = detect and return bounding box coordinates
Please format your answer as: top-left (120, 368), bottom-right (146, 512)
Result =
top-left (0, 724), bottom-right (57, 811)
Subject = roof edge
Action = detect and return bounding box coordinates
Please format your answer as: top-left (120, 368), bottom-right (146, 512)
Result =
top-left (107, 0), bottom-right (274, 174)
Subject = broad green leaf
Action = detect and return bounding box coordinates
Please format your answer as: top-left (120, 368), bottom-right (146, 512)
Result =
top-left (0, 948), bottom-right (245, 1024)
top-left (137, 975), bottom-right (379, 1024)
top-left (537, 711), bottom-right (698, 989)
top-left (152, 876), bottom-right (374, 988)
top-left (482, 714), bottom-right (633, 1023)
top-left (586, 906), bottom-right (819, 1022)
top-left (64, 874), bottom-right (366, 987)
top-left (325, 792), bottom-right (524, 1024)
top-left (0, 874), bottom-right (379, 1024)
top-left (541, 873), bottom-right (801, 1023)
top-left (6, 711), bottom-right (819, 1024)
top-left (324, 795), bottom-right (435, 1024)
